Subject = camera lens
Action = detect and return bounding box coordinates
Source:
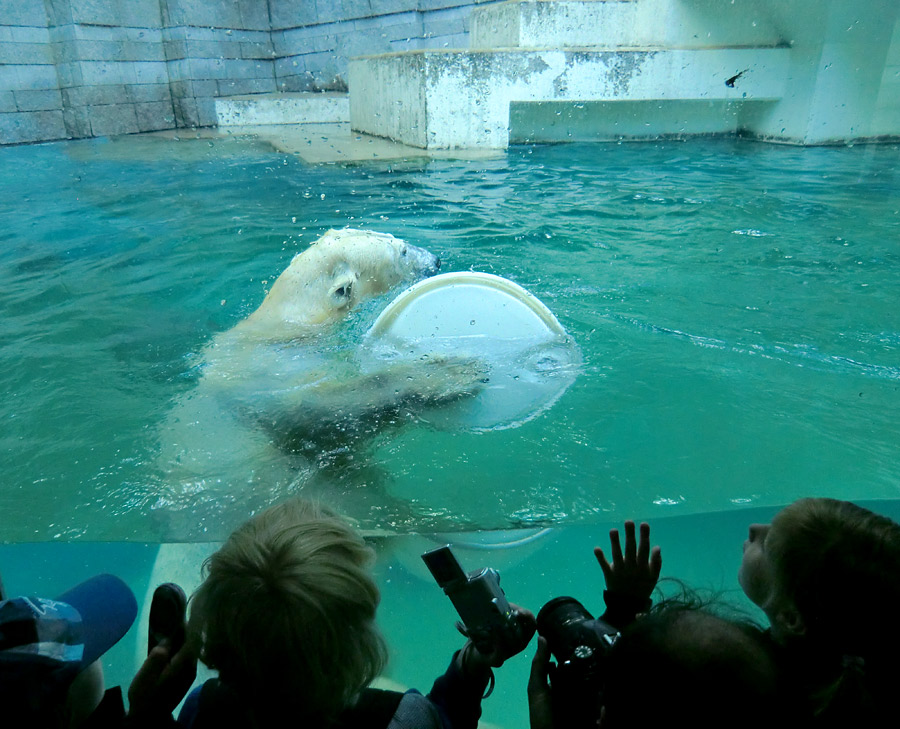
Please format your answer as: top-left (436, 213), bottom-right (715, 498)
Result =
top-left (538, 597), bottom-right (617, 729)
top-left (537, 596), bottom-right (596, 660)
top-left (538, 596), bottom-right (593, 629)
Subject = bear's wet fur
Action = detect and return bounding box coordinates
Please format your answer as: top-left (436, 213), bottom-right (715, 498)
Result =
top-left (153, 229), bottom-right (484, 539)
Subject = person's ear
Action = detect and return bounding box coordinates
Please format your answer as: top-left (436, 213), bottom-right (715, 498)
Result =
top-left (773, 604), bottom-right (806, 639)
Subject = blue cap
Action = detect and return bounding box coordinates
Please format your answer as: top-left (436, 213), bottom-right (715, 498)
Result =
top-left (0, 574), bottom-right (137, 713)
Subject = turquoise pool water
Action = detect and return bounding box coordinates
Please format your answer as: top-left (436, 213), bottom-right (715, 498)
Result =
top-left (1, 132), bottom-right (899, 725)
top-left (2, 135), bottom-right (898, 541)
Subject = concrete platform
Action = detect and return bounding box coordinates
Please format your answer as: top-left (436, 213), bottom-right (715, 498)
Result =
top-left (203, 0), bottom-right (897, 151)
top-left (221, 123), bottom-right (502, 163)
top-left (144, 124), bottom-right (502, 165)
top-left (350, 47), bottom-right (789, 149)
top-left (216, 92), bottom-right (350, 126)
top-left (472, 0), bottom-right (644, 49)
top-left (470, 0), bottom-right (785, 50)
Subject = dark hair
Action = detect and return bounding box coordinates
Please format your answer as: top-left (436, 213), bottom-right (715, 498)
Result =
top-left (601, 593), bottom-right (789, 728)
top-left (768, 498), bottom-right (900, 724)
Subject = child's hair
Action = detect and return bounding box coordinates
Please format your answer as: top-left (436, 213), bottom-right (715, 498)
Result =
top-left (602, 593), bottom-right (789, 728)
top-left (767, 498), bottom-right (900, 724)
top-left (187, 498), bottom-right (388, 724)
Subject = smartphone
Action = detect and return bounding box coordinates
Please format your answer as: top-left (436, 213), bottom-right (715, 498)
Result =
top-left (147, 582), bottom-right (187, 655)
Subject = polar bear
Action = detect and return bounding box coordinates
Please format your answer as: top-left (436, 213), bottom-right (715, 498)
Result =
top-left (229, 227), bottom-right (441, 340)
top-left (154, 229), bottom-right (483, 539)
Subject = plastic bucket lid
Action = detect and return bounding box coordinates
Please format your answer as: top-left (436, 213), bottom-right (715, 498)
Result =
top-left (392, 527), bottom-right (555, 583)
top-left (363, 272), bottom-right (580, 431)
top-left (367, 271), bottom-right (568, 341)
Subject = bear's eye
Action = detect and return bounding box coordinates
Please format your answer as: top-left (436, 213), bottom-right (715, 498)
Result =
top-left (400, 245), bottom-right (409, 257)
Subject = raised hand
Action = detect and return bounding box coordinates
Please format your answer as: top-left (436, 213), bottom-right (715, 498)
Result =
top-left (127, 641), bottom-right (197, 720)
top-left (594, 520), bottom-right (662, 602)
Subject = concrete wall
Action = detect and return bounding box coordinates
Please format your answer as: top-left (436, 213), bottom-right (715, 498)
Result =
top-left (741, 0), bottom-right (900, 143)
top-left (872, 14), bottom-right (900, 136)
top-left (268, 0), bottom-right (482, 92)
top-left (0, 0), bottom-right (65, 144)
top-left (161, 0), bottom-right (275, 130)
top-left (0, 0), bottom-right (497, 144)
top-left (3, 0), bottom-right (898, 145)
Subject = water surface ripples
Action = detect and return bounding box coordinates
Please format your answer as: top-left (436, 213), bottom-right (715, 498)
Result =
top-left (1, 137), bottom-right (898, 540)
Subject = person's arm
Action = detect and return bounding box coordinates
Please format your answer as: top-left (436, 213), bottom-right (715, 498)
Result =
top-left (594, 520), bottom-right (662, 628)
top-left (428, 606), bottom-right (536, 729)
top-left (426, 645), bottom-right (490, 729)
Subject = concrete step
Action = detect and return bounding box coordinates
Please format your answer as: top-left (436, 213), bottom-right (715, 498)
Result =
top-left (349, 47), bottom-right (789, 149)
top-left (213, 123), bottom-right (503, 164)
top-left (470, 0), bottom-right (784, 51)
top-left (472, 0), bottom-right (641, 49)
top-left (215, 92), bottom-right (349, 126)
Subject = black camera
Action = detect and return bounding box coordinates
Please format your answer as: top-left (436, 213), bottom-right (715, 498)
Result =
top-left (422, 545), bottom-right (524, 657)
top-left (537, 596), bottom-right (620, 728)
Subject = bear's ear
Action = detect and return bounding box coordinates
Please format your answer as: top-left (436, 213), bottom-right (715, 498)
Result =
top-left (330, 274), bottom-right (357, 308)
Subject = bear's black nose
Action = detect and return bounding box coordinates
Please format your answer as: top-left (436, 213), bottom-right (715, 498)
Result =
top-left (435, 257), bottom-right (441, 269)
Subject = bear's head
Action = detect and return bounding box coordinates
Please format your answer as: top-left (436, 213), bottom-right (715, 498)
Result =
top-left (240, 228), bottom-right (440, 336)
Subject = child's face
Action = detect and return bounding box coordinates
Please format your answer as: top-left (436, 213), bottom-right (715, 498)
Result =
top-left (738, 522), bottom-right (780, 611)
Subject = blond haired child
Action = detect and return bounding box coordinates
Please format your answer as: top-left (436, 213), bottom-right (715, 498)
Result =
top-left (179, 498), bottom-right (534, 728)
